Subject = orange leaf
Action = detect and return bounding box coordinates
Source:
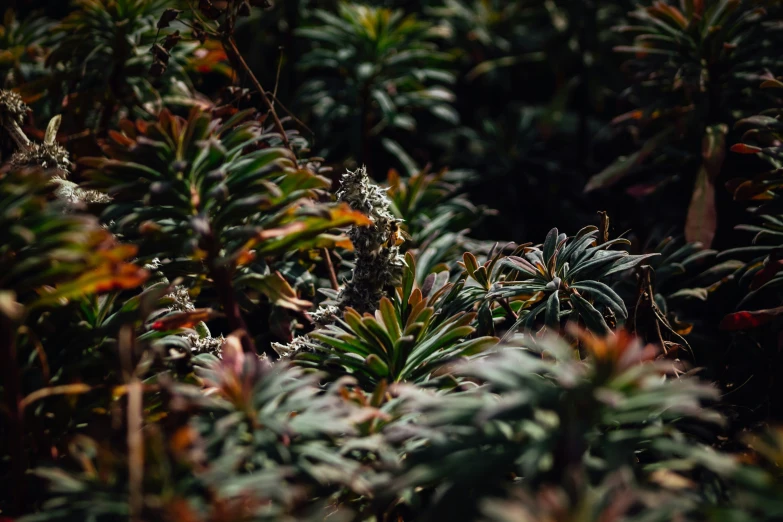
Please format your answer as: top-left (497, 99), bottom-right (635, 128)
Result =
top-left (610, 109), bottom-right (644, 125)
top-left (170, 426), bottom-right (198, 453)
top-left (733, 180), bottom-right (774, 201)
top-left (37, 263), bottom-right (148, 306)
top-left (387, 168), bottom-right (401, 191)
top-left (760, 78), bottom-right (783, 89)
top-left (89, 264), bottom-right (149, 294)
top-left (151, 309), bottom-right (223, 331)
top-left (731, 143), bottom-right (763, 154)
top-left (20, 383), bottom-right (92, 411)
top-left (108, 130), bottom-right (135, 147)
top-left (235, 249), bottom-right (257, 267)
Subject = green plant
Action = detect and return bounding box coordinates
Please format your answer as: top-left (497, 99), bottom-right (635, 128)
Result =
top-left (430, 0), bottom-right (628, 103)
top-left (587, 0), bottom-right (783, 246)
top-left (717, 427), bottom-right (783, 519)
top-left (22, 346), bottom-right (385, 522)
top-left (83, 107), bottom-right (368, 355)
top-left (475, 470), bottom-right (702, 522)
top-left (0, 8), bottom-right (56, 90)
top-left (0, 165), bottom-right (147, 513)
top-left (9, 1), bottom-right (783, 520)
top-left (487, 226), bottom-right (655, 336)
top-left (43, 0), bottom-right (200, 133)
top-left (290, 240), bottom-right (497, 387)
top-left (379, 329), bottom-right (724, 521)
top-left (297, 2), bottom-right (457, 173)
top-left (718, 79), bottom-right (783, 331)
top-left (727, 77), bottom-right (783, 208)
top-left (188, 340), bottom-right (381, 520)
top-left (297, 296), bottom-right (496, 388)
top-left (150, 0), bottom-right (294, 148)
top-left (612, 236), bottom-right (741, 354)
top-left (690, 79), bottom-right (783, 425)
top-left (385, 167), bottom-right (496, 275)
top-left (428, 0), bottom-right (631, 236)
top-left (386, 167), bottom-right (488, 243)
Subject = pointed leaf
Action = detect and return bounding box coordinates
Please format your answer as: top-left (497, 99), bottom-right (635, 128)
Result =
top-left (570, 293), bottom-right (610, 334)
top-left (685, 125), bottom-right (727, 248)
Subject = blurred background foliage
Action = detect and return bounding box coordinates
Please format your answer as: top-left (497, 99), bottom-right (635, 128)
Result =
top-left (2, 0), bottom-right (783, 520)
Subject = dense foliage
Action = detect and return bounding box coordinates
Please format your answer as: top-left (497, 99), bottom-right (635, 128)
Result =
top-left (1, 0), bottom-right (783, 520)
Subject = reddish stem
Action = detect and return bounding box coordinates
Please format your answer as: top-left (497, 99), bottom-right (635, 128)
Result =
top-left (323, 248), bottom-right (340, 291)
top-left (1, 314), bottom-right (26, 515)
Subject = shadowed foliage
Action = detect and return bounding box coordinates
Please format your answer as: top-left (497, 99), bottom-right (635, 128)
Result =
top-left (3, 1), bottom-right (783, 520)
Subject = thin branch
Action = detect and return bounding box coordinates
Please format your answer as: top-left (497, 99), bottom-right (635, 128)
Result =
top-left (127, 381), bottom-right (143, 521)
top-left (222, 37), bottom-right (290, 148)
top-left (2, 118), bottom-right (31, 150)
top-left (499, 298), bottom-right (517, 322)
top-left (266, 90), bottom-right (315, 137)
top-left (323, 248), bottom-right (340, 291)
top-left (117, 324), bottom-right (142, 520)
top-left (273, 47), bottom-right (284, 103)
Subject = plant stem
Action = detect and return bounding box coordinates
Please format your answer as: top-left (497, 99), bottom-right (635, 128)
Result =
top-left (209, 260), bottom-right (255, 354)
top-left (118, 325), bottom-right (143, 521)
top-left (127, 379), bottom-right (143, 521)
top-left (2, 119), bottom-right (31, 150)
top-left (222, 37), bottom-right (290, 148)
top-left (499, 297), bottom-right (517, 325)
top-left (323, 248), bottom-right (340, 291)
top-left (265, 89), bottom-right (314, 137)
top-left (1, 314), bottom-right (26, 515)
top-left (203, 232), bottom-right (278, 359)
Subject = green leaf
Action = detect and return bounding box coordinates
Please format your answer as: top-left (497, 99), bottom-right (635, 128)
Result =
top-left (381, 138), bottom-right (419, 175)
top-left (545, 290), bottom-right (560, 329)
top-left (571, 280), bottom-right (628, 320)
top-left (366, 354), bottom-right (390, 378)
top-left (584, 129), bottom-right (672, 192)
top-left (543, 228), bottom-right (558, 265)
top-left (569, 293), bottom-right (610, 334)
top-left (379, 297), bottom-right (402, 341)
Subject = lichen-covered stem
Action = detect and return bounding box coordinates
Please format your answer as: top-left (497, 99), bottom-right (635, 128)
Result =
top-left (2, 118), bottom-right (31, 150)
top-left (336, 166), bottom-right (405, 313)
top-left (272, 166), bottom-right (406, 358)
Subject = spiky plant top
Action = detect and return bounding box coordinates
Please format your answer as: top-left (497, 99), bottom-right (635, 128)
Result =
top-left (8, 130), bottom-right (109, 205)
top-left (336, 166), bottom-right (406, 314)
top-left (0, 89), bottom-right (28, 126)
top-left (50, 179), bottom-right (112, 204)
top-left (0, 89), bottom-right (31, 150)
top-left (271, 167), bottom-right (405, 359)
top-left (164, 283), bottom-right (226, 355)
top-left (7, 112), bottom-right (70, 177)
top-left (143, 258), bottom-right (225, 355)
top-left (10, 140), bottom-right (70, 174)
top-left (0, 91), bottom-right (109, 205)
